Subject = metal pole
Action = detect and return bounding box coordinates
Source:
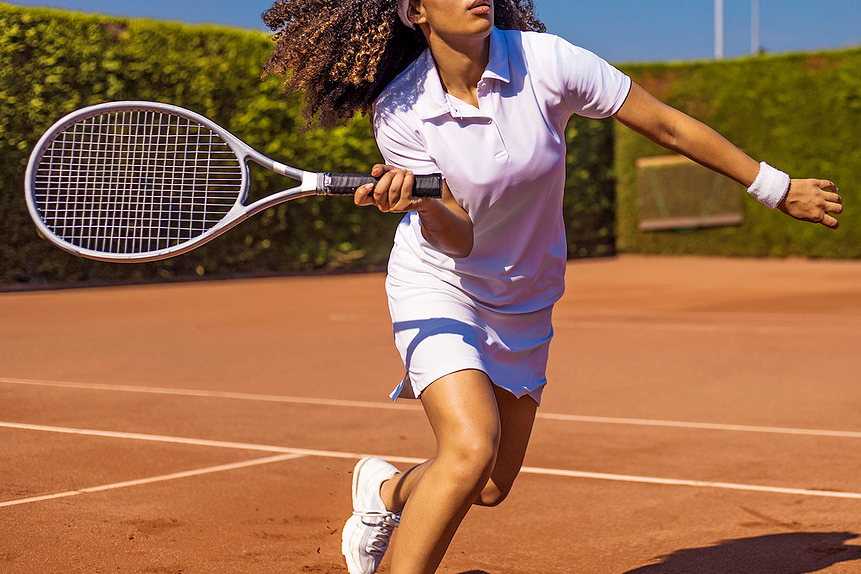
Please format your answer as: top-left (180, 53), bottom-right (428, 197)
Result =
top-left (715, 0), bottom-right (724, 59)
top-left (751, 0), bottom-right (760, 54)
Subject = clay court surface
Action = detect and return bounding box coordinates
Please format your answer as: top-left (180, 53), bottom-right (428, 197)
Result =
top-left (2, 254), bottom-right (861, 573)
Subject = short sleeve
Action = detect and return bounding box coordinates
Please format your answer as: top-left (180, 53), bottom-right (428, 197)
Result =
top-left (372, 107), bottom-right (439, 175)
top-left (541, 35), bottom-right (631, 119)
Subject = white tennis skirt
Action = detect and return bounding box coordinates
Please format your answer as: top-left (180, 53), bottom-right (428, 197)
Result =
top-left (386, 275), bottom-right (553, 405)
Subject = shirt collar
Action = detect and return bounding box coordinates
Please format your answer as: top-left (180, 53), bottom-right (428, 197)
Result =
top-left (484, 26), bottom-right (511, 84)
top-left (416, 27), bottom-right (511, 121)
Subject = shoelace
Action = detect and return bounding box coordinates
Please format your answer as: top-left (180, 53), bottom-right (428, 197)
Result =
top-left (352, 511), bottom-right (401, 555)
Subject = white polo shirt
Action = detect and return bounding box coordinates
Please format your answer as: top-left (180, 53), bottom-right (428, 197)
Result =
top-left (373, 28), bottom-right (631, 313)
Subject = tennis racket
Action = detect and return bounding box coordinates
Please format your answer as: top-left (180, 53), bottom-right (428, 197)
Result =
top-left (25, 101), bottom-right (442, 262)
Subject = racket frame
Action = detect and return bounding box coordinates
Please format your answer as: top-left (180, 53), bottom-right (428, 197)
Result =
top-left (24, 101), bottom-right (393, 262)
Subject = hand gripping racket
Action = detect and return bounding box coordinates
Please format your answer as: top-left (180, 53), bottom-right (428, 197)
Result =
top-left (25, 101), bottom-right (442, 262)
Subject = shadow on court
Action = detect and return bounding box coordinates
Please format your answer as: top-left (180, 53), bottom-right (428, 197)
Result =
top-left (624, 532), bottom-right (861, 574)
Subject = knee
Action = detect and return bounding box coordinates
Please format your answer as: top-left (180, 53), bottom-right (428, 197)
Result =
top-left (475, 476), bottom-right (514, 507)
top-left (439, 432), bottom-right (499, 487)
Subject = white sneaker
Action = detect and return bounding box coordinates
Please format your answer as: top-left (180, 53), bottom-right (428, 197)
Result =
top-left (341, 457), bottom-right (401, 574)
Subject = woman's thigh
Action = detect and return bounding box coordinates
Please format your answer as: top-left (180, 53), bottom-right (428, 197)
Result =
top-left (478, 385), bottom-right (538, 506)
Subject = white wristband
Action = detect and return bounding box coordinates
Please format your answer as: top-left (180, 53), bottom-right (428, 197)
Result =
top-left (747, 162), bottom-right (790, 209)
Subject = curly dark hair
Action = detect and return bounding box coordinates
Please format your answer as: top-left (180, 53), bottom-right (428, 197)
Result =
top-left (262, 0), bottom-right (545, 127)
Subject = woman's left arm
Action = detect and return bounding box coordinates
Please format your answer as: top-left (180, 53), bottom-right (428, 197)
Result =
top-left (613, 81), bottom-right (843, 229)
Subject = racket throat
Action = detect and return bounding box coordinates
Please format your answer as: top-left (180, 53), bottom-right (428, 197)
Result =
top-left (258, 157), bottom-right (318, 193)
top-left (303, 172), bottom-right (322, 193)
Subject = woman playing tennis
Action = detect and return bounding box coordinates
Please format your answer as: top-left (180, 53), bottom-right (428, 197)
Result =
top-left (262, 1), bottom-right (843, 572)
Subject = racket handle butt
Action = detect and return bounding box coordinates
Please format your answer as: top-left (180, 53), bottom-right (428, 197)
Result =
top-left (323, 173), bottom-right (443, 198)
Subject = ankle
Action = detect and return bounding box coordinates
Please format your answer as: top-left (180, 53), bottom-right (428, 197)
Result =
top-left (379, 474), bottom-right (402, 513)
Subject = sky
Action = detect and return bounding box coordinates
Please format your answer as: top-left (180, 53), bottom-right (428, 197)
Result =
top-left (5, 0), bottom-right (861, 63)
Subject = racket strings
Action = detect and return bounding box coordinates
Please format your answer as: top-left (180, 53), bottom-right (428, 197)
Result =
top-left (33, 110), bottom-right (244, 255)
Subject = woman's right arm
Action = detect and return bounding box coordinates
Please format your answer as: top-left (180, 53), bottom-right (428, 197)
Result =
top-left (354, 164), bottom-right (474, 259)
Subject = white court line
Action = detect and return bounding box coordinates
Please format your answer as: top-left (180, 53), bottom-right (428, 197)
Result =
top-left (0, 421), bottom-right (426, 464)
top-left (0, 377), bottom-right (421, 412)
top-left (518, 467), bottom-right (861, 500)
top-left (0, 453), bottom-right (305, 508)
top-left (538, 413), bottom-right (861, 439)
top-left (3, 377), bottom-right (861, 440)
top-left (2, 421), bottom-right (861, 502)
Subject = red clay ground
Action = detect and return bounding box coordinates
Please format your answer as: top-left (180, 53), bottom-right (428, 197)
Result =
top-left (1, 255), bottom-right (860, 573)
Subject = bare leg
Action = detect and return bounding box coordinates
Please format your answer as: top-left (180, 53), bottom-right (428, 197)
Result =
top-left (377, 370), bottom-right (538, 574)
top-left (381, 382), bottom-right (538, 510)
top-left (475, 383), bottom-right (538, 507)
top-left (389, 370), bottom-right (498, 574)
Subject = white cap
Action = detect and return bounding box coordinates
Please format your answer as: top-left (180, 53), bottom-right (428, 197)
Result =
top-left (398, 0), bottom-right (415, 29)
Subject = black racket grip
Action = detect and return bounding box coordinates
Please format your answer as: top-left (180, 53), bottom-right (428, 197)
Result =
top-left (323, 173), bottom-right (443, 198)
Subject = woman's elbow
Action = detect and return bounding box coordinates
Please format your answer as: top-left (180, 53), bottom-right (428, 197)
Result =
top-left (447, 236), bottom-right (474, 259)
top-left (430, 229), bottom-right (473, 259)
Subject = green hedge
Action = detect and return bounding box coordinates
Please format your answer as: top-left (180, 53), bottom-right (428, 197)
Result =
top-left (0, 4), bottom-right (616, 287)
top-left (0, 5), bottom-right (393, 285)
top-left (565, 115), bottom-right (617, 259)
top-left (7, 5), bottom-right (856, 288)
top-left (615, 51), bottom-right (861, 258)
